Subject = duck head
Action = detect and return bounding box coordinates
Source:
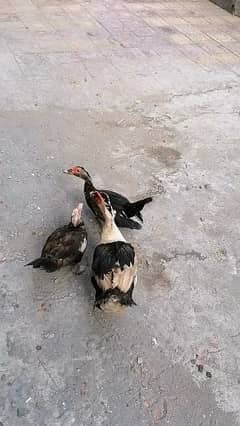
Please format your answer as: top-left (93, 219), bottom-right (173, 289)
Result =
top-left (63, 166), bottom-right (91, 181)
top-left (71, 203), bottom-right (83, 227)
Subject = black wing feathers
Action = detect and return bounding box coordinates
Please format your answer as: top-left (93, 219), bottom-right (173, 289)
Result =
top-left (115, 214), bottom-right (142, 230)
top-left (84, 181), bottom-right (151, 229)
top-left (101, 190), bottom-right (129, 207)
top-left (92, 242), bottom-right (135, 280)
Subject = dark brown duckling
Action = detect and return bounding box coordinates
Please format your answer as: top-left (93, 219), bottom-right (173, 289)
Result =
top-left (63, 165), bottom-right (152, 230)
top-left (25, 203), bottom-right (87, 273)
top-left (90, 191), bottom-right (137, 312)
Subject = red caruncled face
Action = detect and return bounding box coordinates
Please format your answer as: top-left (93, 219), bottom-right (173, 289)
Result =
top-left (67, 166), bottom-right (81, 176)
top-left (64, 166), bottom-right (91, 180)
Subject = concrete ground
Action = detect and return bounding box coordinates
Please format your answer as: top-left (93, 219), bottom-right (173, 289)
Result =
top-left (1, 0), bottom-right (240, 425)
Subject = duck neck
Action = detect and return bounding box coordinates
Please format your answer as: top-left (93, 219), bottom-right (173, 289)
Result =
top-left (100, 218), bottom-right (126, 244)
top-left (84, 176), bottom-right (95, 195)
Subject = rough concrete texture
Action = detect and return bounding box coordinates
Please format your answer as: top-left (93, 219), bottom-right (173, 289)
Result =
top-left (1, 0), bottom-right (240, 425)
top-left (210, 0), bottom-right (240, 16)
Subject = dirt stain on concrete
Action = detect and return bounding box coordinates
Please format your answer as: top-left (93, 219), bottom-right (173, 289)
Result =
top-left (146, 146), bottom-right (181, 168)
top-left (139, 253), bottom-right (171, 292)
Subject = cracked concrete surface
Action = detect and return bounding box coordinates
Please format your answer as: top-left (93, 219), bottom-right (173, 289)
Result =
top-left (1, 0), bottom-right (240, 425)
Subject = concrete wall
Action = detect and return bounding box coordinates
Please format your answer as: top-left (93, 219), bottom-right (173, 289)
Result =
top-left (210, 0), bottom-right (240, 16)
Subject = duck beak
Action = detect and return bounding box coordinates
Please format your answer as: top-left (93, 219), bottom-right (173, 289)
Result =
top-left (63, 168), bottom-right (72, 175)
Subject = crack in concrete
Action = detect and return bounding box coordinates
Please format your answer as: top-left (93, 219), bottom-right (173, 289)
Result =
top-left (173, 110), bottom-right (240, 125)
top-left (38, 358), bottom-right (59, 390)
top-left (168, 84), bottom-right (239, 101)
top-left (159, 250), bottom-right (207, 263)
top-left (159, 399), bottom-right (168, 420)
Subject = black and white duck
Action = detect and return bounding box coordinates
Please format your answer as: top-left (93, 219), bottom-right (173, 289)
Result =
top-left (90, 191), bottom-right (137, 312)
top-left (63, 165), bottom-right (152, 230)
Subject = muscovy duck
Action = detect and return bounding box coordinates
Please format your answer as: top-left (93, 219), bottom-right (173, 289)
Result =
top-left (63, 166), bottom-right (152, 229)
top-left (90, 191), bottom-right (137, 311)
top-left (25, 203), bottom-right (87, 272)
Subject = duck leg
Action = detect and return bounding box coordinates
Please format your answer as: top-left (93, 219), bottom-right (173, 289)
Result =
top-left (72, 264), bottom-right (87, 275)
top-left (91, 276), bottom-right (104, 308)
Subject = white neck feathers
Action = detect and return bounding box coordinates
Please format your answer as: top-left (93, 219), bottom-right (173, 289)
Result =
top-left (100, 220), bottom-right (126, 244)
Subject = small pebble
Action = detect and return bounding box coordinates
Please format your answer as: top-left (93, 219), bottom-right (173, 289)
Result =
top-left (137, 357), bottom-right (143, 365)
top-left (206, 371), bottom-right (212, 378)
top-left (152, 337), bottom-right (158, 347)
top-left (13, 303), bottom-right (19, 309)
top-left (198, 364), bottom-right (204, 373)
top-left (36, 345), bottom-right (42, 351)
top-left (190, 359), bottom-right (196, 365)
top-left (38, 303), bottom-right (48, 312)
top-left (144, 400), bottom-right (150, 408)
top-left (43, 332), bottom-right (55, 339)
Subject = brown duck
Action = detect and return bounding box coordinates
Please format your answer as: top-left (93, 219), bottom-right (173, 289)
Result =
top-left (25, 203), bottom-right (87, 272)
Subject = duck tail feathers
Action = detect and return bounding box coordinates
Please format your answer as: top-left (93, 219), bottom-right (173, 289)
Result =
top-left (124, 197), bottom-right (152, 219)
top-left (25, 257), bottom-right (58, 272)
